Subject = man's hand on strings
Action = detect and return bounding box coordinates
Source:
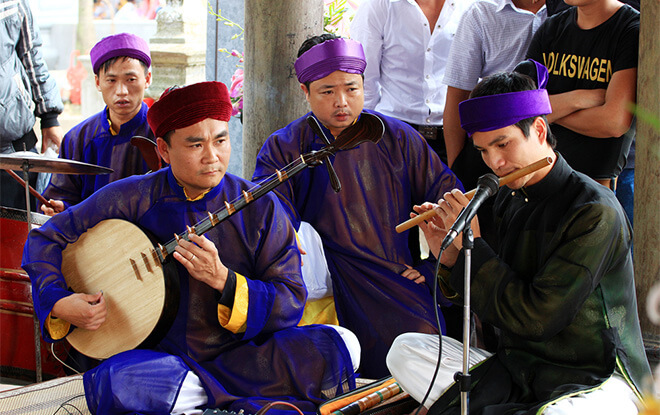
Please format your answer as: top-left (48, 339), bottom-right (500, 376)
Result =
top-left (174, 233), bottom-right (229, 292)
top-left (52, 292), bottom-right (106, 330)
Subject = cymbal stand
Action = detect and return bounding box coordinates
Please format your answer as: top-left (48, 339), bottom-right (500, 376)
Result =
top-left (19, 158), bottom-right (42, 384)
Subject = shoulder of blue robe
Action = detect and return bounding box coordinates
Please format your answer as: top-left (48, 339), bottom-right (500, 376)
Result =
top-left (363, 108), bottom-right (464, 198)
top-left (117, 102), bottom-right (155, 139)
top-left (42, 110), bottom-right (109, 204)
top-left (251, 112), bottom-right (318, 228)
top-left (43, 106), bottom-right (154, 205)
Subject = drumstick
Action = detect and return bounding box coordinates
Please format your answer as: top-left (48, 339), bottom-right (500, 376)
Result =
top-left (3, 168), bottom-right (53, 208)
top-left (395, 157), bottom-right (553, 233)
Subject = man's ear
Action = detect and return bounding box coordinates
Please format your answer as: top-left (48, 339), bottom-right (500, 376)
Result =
top-left (300, 84), bottom-right (310, 102)
top-left (533, 117), bottom-right (548, 145)
top-left (156, 137), bottom-right (171, 165)
top-left (145, 71), bottom-right (152, 89)
top-left (95, 74), bottom-right (101, 91)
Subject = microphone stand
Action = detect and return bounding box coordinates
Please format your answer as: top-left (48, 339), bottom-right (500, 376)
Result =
top-left (456, 225), bottom-right (473, 415)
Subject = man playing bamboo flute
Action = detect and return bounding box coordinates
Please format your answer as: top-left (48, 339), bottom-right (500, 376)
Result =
top-left (386, 61), bottom-right (651, 414)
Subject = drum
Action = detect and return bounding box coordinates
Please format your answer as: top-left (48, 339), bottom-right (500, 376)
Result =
top-left (0, 206), bottom-right (68, 382)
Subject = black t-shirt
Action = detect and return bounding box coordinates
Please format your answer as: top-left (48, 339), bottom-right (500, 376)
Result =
top-left (547, 0), bottom-right (639, 16)
top-left (527, 5), bottom-right (639, 179)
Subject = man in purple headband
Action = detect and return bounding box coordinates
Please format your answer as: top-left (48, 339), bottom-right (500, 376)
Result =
top-left (253, 34), bottom-right (462, 379)
top-left (41, 32), bottom-right (155, 216)
top-left (386, 62), bottom-right (650, 414)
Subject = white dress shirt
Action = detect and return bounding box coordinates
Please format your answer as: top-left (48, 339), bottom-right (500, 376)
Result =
top-left (351, 0), bottom-right (475, 126)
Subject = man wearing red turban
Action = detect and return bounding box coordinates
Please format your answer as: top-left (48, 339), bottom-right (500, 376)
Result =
top-left (23, 81), bottom-right (359, 414)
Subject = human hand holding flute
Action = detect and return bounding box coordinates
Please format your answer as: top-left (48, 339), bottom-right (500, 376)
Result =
top-left (396, 157), bottom-right (554, 234)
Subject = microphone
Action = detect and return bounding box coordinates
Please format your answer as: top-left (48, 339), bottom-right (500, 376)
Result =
top-left (441, 173), bottom-right (500, 250)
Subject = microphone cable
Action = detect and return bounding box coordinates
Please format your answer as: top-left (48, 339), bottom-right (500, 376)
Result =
top-left (412, 245), bottom-right (449, 415)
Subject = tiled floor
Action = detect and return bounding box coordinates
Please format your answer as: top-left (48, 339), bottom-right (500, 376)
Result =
top-left (0, 374), bottom-right (89, 415)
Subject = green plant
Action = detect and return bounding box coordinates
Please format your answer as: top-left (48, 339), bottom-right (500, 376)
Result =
top-left (208, 3), bottom-right (244, 42)
top-left (629, 103), bottom-right (660, 132)
top-left (324, 0), bottom-right (352, 35)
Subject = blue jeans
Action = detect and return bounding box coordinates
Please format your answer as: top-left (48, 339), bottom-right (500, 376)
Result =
top-left (616, 168), bottom-right (634, 228)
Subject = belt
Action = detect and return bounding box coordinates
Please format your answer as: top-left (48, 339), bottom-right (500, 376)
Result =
top-left (408, 123), bottom-right (443, 141)
top-left (12, 129), bottom-right (38, 152)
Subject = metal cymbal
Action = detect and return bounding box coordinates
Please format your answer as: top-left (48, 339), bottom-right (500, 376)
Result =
top-left (0, 151), bottom-right (113, 175)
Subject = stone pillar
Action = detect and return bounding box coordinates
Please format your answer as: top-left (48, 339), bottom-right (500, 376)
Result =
top-left (242, 0), bottom-right (324, 178)
top-left (634, 0), bottom-right (660, 366)
top-left (78, 55), bottom-right (105, 119)
top-left (148, 0), bottom-right (207, 100)
top-left (207, 0), bottom-right (244, 177)
top-left (76, 0), bottom-right (95, 54)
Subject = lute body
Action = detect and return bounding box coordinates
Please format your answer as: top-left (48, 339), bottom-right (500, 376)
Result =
top-left (62, 220), bottom-right (179, 359)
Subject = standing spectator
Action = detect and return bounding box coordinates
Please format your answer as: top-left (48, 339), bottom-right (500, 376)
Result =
top-left (443, 0), bottom-right (547, 175)
top-left (533, 0), bottom-right (639, 229)
top-left (41, 33), bottom-right (155, 216)
top-left (0, 0), bottom-right (63, 211)
top-left (351, 0), bottom-right (475, 164)
top-left (526, 0), bottom-right (639, 192)
top-left (253, 34), bottom-right (462, 379)
top-left (546, 0), bottom-right (638, 15)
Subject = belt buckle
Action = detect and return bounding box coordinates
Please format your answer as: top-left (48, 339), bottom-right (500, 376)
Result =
top-left (417, 125), bottom-right (437, 141)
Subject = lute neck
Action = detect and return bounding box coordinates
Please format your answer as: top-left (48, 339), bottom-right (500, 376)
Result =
top-left (154, 153), bottom-right (317, 262)
top-left (154, 112), bottom-right (385, 262)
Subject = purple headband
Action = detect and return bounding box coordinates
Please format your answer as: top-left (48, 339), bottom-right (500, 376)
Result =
top-left (294, 38), bottom-right (366, 84)
top-left (90, 33), bottom-right (151, 74)
top-left (459, 60), bottom-right (551, 136)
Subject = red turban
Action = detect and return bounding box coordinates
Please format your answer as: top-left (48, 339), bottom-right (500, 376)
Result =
top-left (147, 81), bottom-right (233, 138)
